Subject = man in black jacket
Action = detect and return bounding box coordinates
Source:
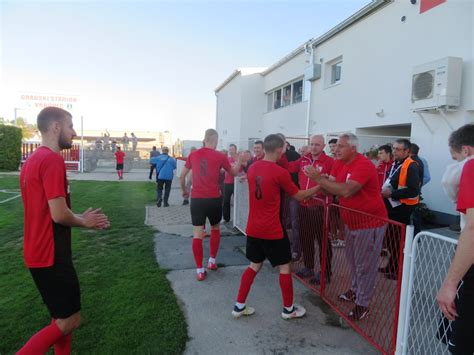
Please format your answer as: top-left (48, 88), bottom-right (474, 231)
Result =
top-left (380, 139), bottom-right (420, 280)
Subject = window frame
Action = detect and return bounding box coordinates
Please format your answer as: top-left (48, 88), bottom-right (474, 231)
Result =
top-left (266, 77), bottom-right (305, 112)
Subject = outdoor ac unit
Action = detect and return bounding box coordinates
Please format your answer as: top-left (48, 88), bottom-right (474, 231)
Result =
top-left (411, 57), bottom-right (463, 111)
top-left (304, 64), bottom-right (321, 81)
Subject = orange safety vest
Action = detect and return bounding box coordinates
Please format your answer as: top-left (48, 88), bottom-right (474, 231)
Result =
top-left (399, 157), bottom-right (420, 205)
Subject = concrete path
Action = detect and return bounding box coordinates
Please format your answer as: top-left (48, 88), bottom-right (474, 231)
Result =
top-left (146, 187), bottom-right (378, 355)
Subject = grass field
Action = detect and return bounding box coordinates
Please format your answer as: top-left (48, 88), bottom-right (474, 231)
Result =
top-left (0, 175), bottom-right (187, 354)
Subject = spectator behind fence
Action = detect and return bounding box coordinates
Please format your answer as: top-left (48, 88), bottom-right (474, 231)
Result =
top-left (152, 147), bottom-right (176, 207)
top-left (304, 132), bottom-right (387, 321)
top-left (376, 144), bottom-right (394, 191)
top-left (380, 139), bottom-right (420, 280)
top-left (148, 146), bottom-right (161, 180)
top-left (289, 135), bottom-right (334, 285)
top-left (298, 145), bottom-right (309, 156)
top-left (328, 138), bottom-right (337, 158)
top-left (437, 123), bottom-right (474, 355)
top-left (179, 129), bottom-right (243, 281)
top-left (222, 144), bottom-right (241, 223)
top-left (410, 143), bottom-right (429, 236)
top-left (122, 133), bottom-right (129, 151)
top-left (246, 140), bottom-right (264, 171)
top-left (103, 130), bottom-right (110, 151)
top-left (131, 132), bottom-right (138, 152)
top-left (231, 134), bottom-right (320, 320)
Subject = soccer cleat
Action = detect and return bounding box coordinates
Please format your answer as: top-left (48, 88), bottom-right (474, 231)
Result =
top-left (232, 305), bottom-right (255, 319)
top-left (196, 271), bottom-right (207, 281)
top-left (339, 289), bottom-right (356, 302)
top-left (348, 305), bottom-right (369, 321)
top-left (281, 304), bottom-right (306, 320)
top-left (207, 262), bottom-right (218, 271)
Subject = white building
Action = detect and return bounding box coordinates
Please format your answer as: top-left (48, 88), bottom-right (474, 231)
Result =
top-left (215, 0), bottom-right (474, 222)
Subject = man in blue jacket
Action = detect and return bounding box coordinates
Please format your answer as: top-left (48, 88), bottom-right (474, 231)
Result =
top-left (151, 147), bottom-right (177, 207)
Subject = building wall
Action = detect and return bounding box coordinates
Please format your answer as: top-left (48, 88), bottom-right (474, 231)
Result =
top-left (262, 101), bottom-right (308, 137)
top-left (239, 74), bottom-right (265, 149)
top-left (263, 52), bottom-right (307, 92)
top-left (216, 74), bottom-right (242, 149)
top-left (309, 0), bottom-right (473, 215)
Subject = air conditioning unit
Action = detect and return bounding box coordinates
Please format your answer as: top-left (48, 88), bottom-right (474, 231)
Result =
top-left (411, 57), bottom-right (463, 111)
top-left (304, 64), bottom-right (321, 81)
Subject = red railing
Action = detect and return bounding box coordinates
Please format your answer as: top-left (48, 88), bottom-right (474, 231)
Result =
top-left (22, 143), bottom-right (81, 171)
top-left (288, 197), bottom-right (406, 355)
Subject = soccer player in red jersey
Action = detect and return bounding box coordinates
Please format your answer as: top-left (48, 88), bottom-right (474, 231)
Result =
top-left (17, 107), bottom-right (110, 354)
top-left (232, 134), bottom-right (320, 320)
top-left (180, 129), bottom-right (243, 281)
top-left (114, 146), bottom-right (125, 180)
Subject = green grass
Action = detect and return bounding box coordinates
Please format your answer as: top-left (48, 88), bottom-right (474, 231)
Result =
top-left (0, 175), bottom-right (187, 354)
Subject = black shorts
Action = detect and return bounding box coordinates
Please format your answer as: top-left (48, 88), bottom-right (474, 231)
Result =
top-left (246, 235), bottom-right (292, 267)
top-left (190, 197), bottom-right (222, 226)
top-left (448, 279), bottom-right (474, 354)
top-left (30, 262), bottom-right (81, 319)
top-left (116, 163), bottom-right (124, 170)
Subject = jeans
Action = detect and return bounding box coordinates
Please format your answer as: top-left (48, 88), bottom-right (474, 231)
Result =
top-left (222, 183), bottom-right (234, 222)
top-left (157, 179), bottom-right (172, 203)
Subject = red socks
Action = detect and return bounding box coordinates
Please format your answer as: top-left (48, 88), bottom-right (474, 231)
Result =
top-left (192, 238), bottom-right (203, 268)
top-left (210, 229), bottom-right (221, 258)
top-left (17, 321), bottom-right (65, 354)
top-left (236, 267), bottom-right (257, 303)
top-left (279, 273), bottom-right (294, 308)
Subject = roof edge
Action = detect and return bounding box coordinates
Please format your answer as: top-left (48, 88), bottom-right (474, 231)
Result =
top-left (261, 0), bottom-right (391, 77)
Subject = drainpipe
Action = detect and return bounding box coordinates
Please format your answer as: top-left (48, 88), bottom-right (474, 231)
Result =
top-left (305, 43), bottom-right (314, 139)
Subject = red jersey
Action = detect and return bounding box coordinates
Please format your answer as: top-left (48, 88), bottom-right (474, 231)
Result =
top-left (330, 153), bottom-right (387, 230)
top-left (246, 160), bottom-right (299, 239)
top-left (115, 151), bottom-right (125, 164)
top-left (277, 154), bottom-right (289, 169)
top-left (289, 152), bottom-right (334, 206)
top-left (377, 160), bottom-right (393, 190)
top-left (457, 159), bottom-right (474, 214)
top-left (185, 147), bottom-right (232, 198)
top-left (20, 146), bottom-right (72, 268)
top-left (224, 156), bottom-right (242, 184)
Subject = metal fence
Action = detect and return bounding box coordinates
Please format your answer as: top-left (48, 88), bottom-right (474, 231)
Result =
top-left (233, 182), bottom-right (408, 354)
top-left (396, 232), bottom-right (458, 355)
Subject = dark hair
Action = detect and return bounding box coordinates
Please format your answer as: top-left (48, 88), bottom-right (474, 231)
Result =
top-left (395, 138), bottom-right (412, 151)
top-left (263, 134), bottom-right (284, 153)
top-left (411, 143), bottom-right (420, 155)
top-left (152, 146), bottom-right (156, 150)
top-left (328, 138), bottom-right (337, 145)
top-left (449, 124), bottom-right (474, 152)
top-left (378, 144), bottom-right (392, 155)
top-left (254, 140), bottom-right (264, 147)
top-left (229, 143), bottom-right (237, 149)
top-left (289, 145), bottom-right (296, 151)
top-left (37, 107), bottom-right (72, 133)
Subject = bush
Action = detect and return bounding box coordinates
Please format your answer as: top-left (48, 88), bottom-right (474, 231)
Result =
top-left (0, 125), bottom-right (22, 171)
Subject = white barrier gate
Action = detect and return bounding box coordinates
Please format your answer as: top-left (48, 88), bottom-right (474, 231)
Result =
top-left (397, 231), bottom-right (459, 355)
top-left (233, 178), bottom-right (249, 234)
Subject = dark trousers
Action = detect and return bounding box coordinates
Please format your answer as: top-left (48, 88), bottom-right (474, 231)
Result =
top-left (222, 183), bottom-right (234, 222)
top-left (385, 201), bottom-right (416, 273)
top-left (298, 205), bottom-right (332, 275)
top-left (157, 179), bottom-right (172, 203)
top-left (149, 164), bottom-right (156, 179)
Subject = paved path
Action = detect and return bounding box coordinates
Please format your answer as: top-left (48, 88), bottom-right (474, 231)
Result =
top-left (146, 187), bottom-right (377, 355)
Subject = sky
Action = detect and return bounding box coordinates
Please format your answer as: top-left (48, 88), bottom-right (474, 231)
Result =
top-left (0, 0), bottom-right (368, 140)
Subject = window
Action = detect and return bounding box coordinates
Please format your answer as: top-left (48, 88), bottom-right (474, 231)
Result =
top-left (266, 77), bottom-right (304, 112)
top-left (282, 85), bottom-right (291, 107)
top-left (330, 60), bottom-right (342, 85)
top-left (292, 80), bottom-right (303, 104)
top-left (273, 89), bottom-right (281, 109)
